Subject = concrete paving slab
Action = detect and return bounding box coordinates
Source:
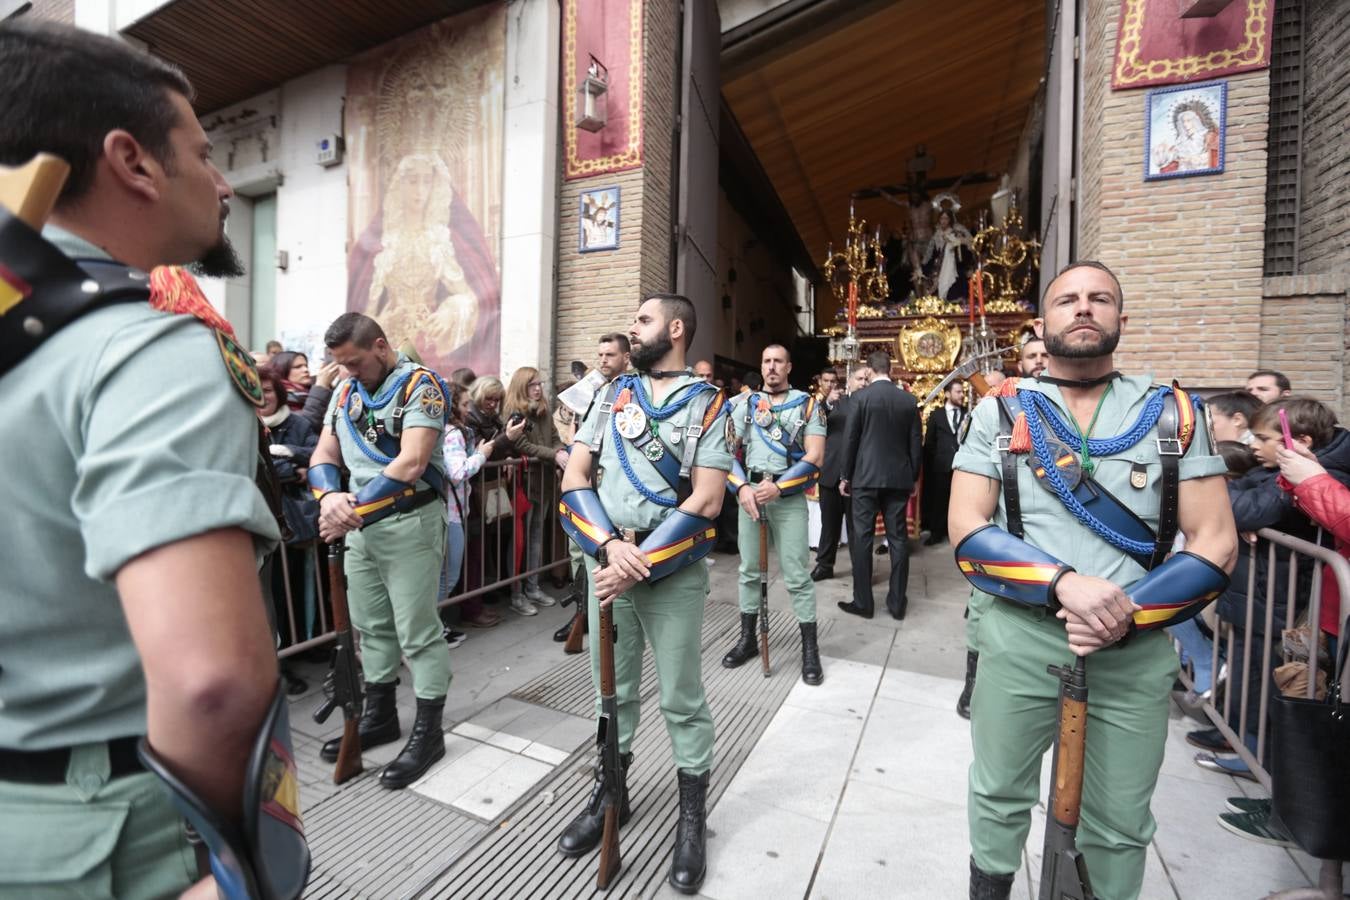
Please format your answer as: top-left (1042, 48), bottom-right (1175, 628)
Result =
top-left (532, 711), bottom-right (598, 754)
top-left (467, 696), bottom-right (536, 732)
top-left (876, 666), bottom-right (966, 712)
top-left (451, 720), bottom-right (497, 744)
top-left (496, 700), bottom-right (573, 742)
top-left (411, 741), bottom-right (515, 808)
top-left (849, 694), bottom-right (972, 807)
top-left (449, 753), bottom-right (554, 820)
top-left (698, 790), bottom-right (831, 900)
top-left (781, 655), bottom-right (883, 722)
top-left (726, 702), bottom-right (868, 824)
top-left (481, 728), bottom-right (533, 754)
top-left (810, 779), bottom-right (968, 900)
top-left (521, 742), bottom-right (571, 766)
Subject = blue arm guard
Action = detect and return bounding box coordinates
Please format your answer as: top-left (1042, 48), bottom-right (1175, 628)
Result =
top-left (1127, 550), bottom-right (1228, 631)
top-left (954, 524), bottom-right (1076, 609)
top-left (638, 509), bottom-right (717, 582)
top-left (307, 462), bottom-right (342, 500)
top-left (352, 473), bottom-right (415, 522)
top-left (558, 488), bottom-right (617, 557)
top-left (774, 458), bottom-right (820, 497)
top-left (727, 459), bottom-right (748, 495)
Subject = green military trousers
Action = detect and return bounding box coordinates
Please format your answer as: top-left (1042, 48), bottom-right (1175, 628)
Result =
top-left (586, 558), bottom-right (715, 774)
top-left (346, 501), bottom-right (452, 699)
top-left (736, 493), bottom-right (816, 623)
top-left (968, 599), bottom-right (1178, 900)
top-left (0, 744), bottom-right (196, 899)
top-left (965, 588), bottom-right (995, 651)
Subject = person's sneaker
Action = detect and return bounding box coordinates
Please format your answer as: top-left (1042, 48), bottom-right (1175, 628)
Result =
top-left (527, 590), bottom-right (557, 608)
top-left (1225, 796), bottom-right (1272, 815)
top-left (1185, 727), bottom-right (1233, 753)
top-left (1217, 809), bottom-right (1296, 848)
top-left (441, 628), bottom-right (467, 649)
top-left (510, 595), bottom-right (538, 616)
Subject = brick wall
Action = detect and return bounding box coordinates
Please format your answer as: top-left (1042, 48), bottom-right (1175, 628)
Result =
top-left (1078, 0), bottom-right (1268, 387)
top-left (1297, 0), bottom-right (1350, 274)
top-left (1260, 275), bottom-right (1348, 420)
top-left (553, 0), bottom-right (684, 383)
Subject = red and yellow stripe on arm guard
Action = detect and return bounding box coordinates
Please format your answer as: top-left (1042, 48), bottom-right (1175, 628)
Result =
top-left (1127, 550), bottom-right (1228, 631)
top-left (558, 488), bottom-right (617, 557)
top-left (954, 523), bottom-right (1076, 609)
top-left (638, 509), bottom-right (717, 582)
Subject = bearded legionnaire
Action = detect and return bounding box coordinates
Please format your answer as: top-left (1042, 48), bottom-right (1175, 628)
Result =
top-left (721, 344), bottom-right (827, 684)
top-left (949, 261), bottom-right (1237, 900)
top-left (0, 20), bottom-right (308, 898)
top-left (309, 312), bottom-right (453, 790)
top-left (957, 336), bottom-right (1052, 719)
top-left (557, 294), bottom-right (730, 894)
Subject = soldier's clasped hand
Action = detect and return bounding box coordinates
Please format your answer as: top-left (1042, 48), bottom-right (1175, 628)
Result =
top-left (318, 492), bottom-right (363, 542)
top-left (1052, 571), bottom-right (1138, 651)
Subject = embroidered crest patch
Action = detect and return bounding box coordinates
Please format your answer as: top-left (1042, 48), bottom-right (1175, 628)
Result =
top-left (216, 329), bottom-right (264, 407)
top-left (420, 384), bottom-right (445, 421)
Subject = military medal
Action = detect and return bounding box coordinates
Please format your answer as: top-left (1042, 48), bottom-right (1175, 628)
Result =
top-left (349, 393), bottom-right (364, 420)
top-left (769, 425), bottom-right (783, 441)
top-left (753, 405), bottom-right (773, 428)
top-left (1130, 463), bottom-right (1148, 490)
top-left (670, 428), bottom-right (682, 445)
top-left (644, 442), bottom-right (665, 462)
top-left (365, 424), bottom-right (379, 444)
top-left (614, 404), bottom-right (648, 440)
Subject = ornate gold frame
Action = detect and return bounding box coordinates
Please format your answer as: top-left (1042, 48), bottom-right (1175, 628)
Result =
top-left (897, 317), bottom-right (962, 373)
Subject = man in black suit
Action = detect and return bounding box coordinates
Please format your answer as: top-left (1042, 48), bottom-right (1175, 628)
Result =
top-left (838, 350), bottom-right (923, 619)
top-left (812, 365), bottom-right (871, 581)
top-left (920, 379), bottom-right (966, 546)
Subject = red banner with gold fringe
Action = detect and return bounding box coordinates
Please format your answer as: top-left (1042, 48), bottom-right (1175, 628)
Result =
top-left (1112, 0), bottom-right (1273, 91)
top-left (563, 0), bottom-right (644, 180)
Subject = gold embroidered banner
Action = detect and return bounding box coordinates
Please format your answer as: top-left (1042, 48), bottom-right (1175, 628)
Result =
top-left (563, 0), bottom-right (644, 180)
top-left (1112, 0), bottom-right (1273, 90)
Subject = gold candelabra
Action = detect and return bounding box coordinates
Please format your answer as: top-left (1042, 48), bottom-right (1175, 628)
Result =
top-left (972, 201), bottom-right (1040, 309)
top-left (822, 201), bottom-right (889, 328)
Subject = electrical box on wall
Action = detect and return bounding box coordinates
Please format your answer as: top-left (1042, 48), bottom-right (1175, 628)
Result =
top-left (316, 135), bottom-right (344, 168)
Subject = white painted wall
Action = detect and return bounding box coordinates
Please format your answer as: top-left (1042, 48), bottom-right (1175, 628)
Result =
top-left (499, 0), bottom-right (561, 377)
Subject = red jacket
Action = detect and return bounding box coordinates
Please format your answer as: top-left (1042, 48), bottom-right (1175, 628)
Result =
top-left (1282, 473), bottom-right (1350, 635)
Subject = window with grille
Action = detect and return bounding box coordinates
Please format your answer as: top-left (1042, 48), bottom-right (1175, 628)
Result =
top-left (1264, 0), bottom-right (1303, 277)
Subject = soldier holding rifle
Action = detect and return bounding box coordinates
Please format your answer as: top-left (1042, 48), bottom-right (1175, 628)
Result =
top-left (721, 344), bottom-right (827, 684)
top-left (557, 294), bottom-right (730, 894)
top-left (948, 261), bottom-right (1236, 900)
top-left (0, 20), bottom-right (307, 898)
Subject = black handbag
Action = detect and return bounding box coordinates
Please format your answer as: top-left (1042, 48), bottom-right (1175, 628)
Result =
top-left (1269, 636), bottom-right (1350, 860)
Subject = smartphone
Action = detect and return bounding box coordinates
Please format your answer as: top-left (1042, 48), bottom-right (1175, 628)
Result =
top-left (508, 412), bottom-right (526, 426)
top-left (1278, 408), bottom-right (1295, 450)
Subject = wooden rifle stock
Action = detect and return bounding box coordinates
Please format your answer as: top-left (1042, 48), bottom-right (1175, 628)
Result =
top-left (758, 516), bottom-right (770, 677)
top-left (314, 540), bottom-right (364, 785)
top-left (595, 600), bottom-right (622, 889)
top-left (1039, 656), bottom-right (1094, 900)
top-left (564, 608), bottom-right (586, 654)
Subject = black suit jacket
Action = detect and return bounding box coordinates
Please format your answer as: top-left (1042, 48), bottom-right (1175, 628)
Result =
top-left (841, 379), bottom-right (923, 491)
top-left (819, 395), bottom-right (853, 488)
top-left (923, 404), bottom-right (964, 471)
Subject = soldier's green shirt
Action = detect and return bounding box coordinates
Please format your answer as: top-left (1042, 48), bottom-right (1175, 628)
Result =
top-left (575, 374), bottom-right (732, 531)
top-left (953, 375), bottom-right (1227, 589)
top-left (325, 355), bottom-right (447, 489)
top-left (0, 226), bottom-right (279, 750)
top-left (731, 388), bottom-right (826, 474)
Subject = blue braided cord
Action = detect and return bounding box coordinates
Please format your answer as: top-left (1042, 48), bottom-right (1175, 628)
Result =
top-left (769, 394), bottom-right (806, 412)
top-left (610, 413), bottom-right (676, 507)
top-left (351, 371), bottom-right (414, 410)
top-left (342, 411), bottom-right (395, 465)
top-left (1022, 387), bottom-right (1169, 456)
top-left (1023, 402), bottom-right (1156, 557)
top-left (621, 375), bottom-right (710, 419)
top-left (752, 421), bottom-right (793, 459)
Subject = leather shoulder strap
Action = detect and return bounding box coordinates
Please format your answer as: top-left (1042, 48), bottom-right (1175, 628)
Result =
top-left (1151, 388), bottom-right (1183, 569)
top-left (995, 396), bottom-right (1024, 538)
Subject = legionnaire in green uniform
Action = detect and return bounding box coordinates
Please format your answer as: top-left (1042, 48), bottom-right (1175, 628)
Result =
top-left (309, 312), bottom-right (452, 790)
top-left (0, 20), bottom-right (306, 899)
top-left (957, 336), bottom-right (1050, 719)
top-left (556, 294), bottom-right (730, 894)
top-left (949, 262), bottom-right (1237, 900)
top-left (720, 344), bottom-right (828, 684)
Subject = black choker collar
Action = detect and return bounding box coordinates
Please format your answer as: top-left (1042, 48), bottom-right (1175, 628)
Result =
top-left (1037, 371), bottom-right (1122, 389)
top-left (641, 368), bottom-right (693, 379)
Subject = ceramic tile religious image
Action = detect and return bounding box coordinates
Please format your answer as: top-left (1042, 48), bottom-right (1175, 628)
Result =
top-left (579, 186), bottom-right (620, 252)
top-left (1144, 80), bottom-right (1226, 181)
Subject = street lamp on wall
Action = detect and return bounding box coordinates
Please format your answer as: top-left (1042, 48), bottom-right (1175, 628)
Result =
top-left (575, 56), bottom-right (609, 133)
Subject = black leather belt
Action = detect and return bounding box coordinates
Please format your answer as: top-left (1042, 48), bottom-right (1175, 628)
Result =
top-left (748, 471), bottom-right (777, 484)
top-left (0, 735), bottom-right (144, 784)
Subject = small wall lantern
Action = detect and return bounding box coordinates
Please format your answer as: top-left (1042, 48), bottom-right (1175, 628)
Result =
top-left (575, 56), bottom-right (609, 133)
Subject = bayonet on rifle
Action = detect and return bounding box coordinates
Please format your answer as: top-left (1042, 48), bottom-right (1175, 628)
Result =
top-left (313, 540), bottom-right (364, 785)
top-left (1039, 656), bottom-right (1094, 900)
top-left (758, 517), bottom-right (770, 677)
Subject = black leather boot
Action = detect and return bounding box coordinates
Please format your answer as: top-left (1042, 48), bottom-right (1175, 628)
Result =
top-left (969, 857), bottom-right (1014, 900)
top-left (720, 612), bottom-right (759, 669)
top-left (320, 680), bottom-right (399, 762)
top-left (957, 651), bottom-right (978, 719)
top-left (557, 752), bottom-right (633, 857)
top-left (668, 769), bottom-right (709, 894)
top-left (800, 622), bottom-right (823, 686)
top-left (379, 696), bottom-right (445, 789)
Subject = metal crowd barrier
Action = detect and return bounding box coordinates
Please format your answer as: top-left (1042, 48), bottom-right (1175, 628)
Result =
top-left (274, 456), bottom-right (568, 660)
top-left (1177, 527), bottom-right (1349, 899)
